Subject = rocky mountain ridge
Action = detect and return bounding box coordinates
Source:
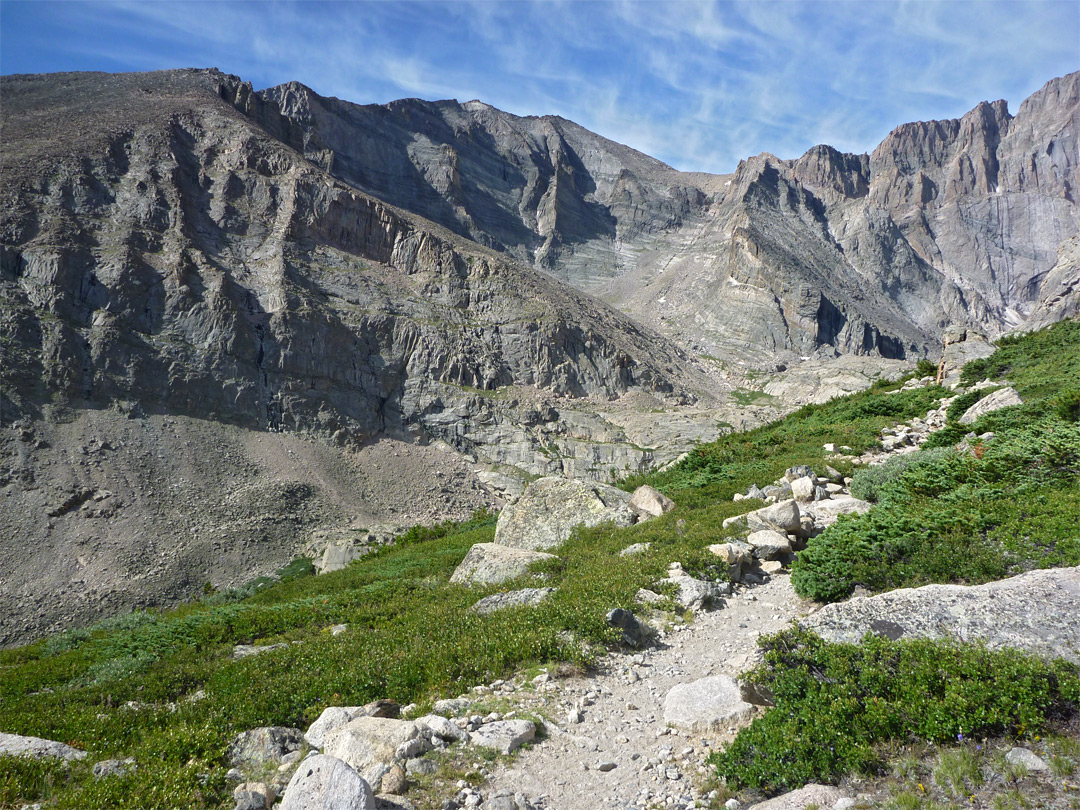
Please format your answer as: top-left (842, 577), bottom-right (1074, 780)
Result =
top-left (257, 72), bottom-right (1078, 363)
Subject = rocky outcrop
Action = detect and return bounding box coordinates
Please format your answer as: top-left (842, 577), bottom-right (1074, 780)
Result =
top-left (450, 544), bottom-right (556, 586)
top-left (801, 566), bottom-right (1080, 663)
top-left (278, 754), bottom-right (375, 810)
top-left (493, 476), bottom-right (637, 551)
top-left (0, 732), bottom-right (87, 761)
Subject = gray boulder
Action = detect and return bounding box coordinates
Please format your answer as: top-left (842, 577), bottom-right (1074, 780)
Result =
top-left (661, 564), bottom-right (727, 611)
top-left (723, 499), bottom-right (802, 534)
top-left (416, 714), bottom-right (470, 744)
top-left (494, 477), bottom-right (636, 551)
top-left (789, 476), bottom-right (816, 502)
top-left (229, 726), bottom-right (304, 769)
top-left (279, 754), bottom-right (375, 810)
top-left (449, 544), bottom-right (556, 586)
top-left (619, 542), bottom-right (652, 557)
top-left (468, 720), bottom-right (535, 755)
top-left (93, 758), bottom-right (136, 778)
top-left (746, 529), bottom-right (792, 561)
top-left (708, 541), bottom-right (755, 581)
top-left (0, 732), bottom-right (87, 761)
top-left (662, 675), bottom-right (755, 733)
top-left (959, 386), bottom-right (1023, 424)
top-left (306, 707), bottom-right (370, 751)
top-left (802, 566), bottom-right (1080, 663)
top-left (607, 608), bottom-right (650, 647)
top-left (802, 495), bottom-right (872, 529)
top-left (326, 717), bottom-right (419, 790)
top-left (629, 485), bottom-right (675, 518)
top-left (1005, 747), bottom-right (1049, 772)
top-left (470, 587), bottom-right (556, 614)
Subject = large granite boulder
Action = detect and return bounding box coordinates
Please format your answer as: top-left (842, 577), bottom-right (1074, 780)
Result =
top-left (470, 587), bottom-right (556, 615)
top-left (663, 675), bottom-right (755, 733)
top-left (746, 784), bottom-right (848, 810)
top-left (229, 726), bottom-right (304, 769)
top-left (958, 386), bottom-right (1023, 424)
top-left (450, 544), bottom-right (556, 586)
top-left (0, 732), bottom-right (87, 761)
top-left (494, 477), bottom-right (636, 551)
top-left (629, 485), bottom-right (675, 518)
top-left (326, 717), bottom-right (419, 789)
top-left (802, 566), bottom-right (1080, 663)
top-left (279, 754), bottom-right (375, 810)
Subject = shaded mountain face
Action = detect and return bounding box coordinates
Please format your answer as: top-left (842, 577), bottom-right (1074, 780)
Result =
top-left (261, 73), bottom-right (1079, 363)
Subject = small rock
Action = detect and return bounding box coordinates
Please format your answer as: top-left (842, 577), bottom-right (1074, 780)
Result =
top-left (596, 760), bottom-right (617, 772)
top-left (630, 485), bottom-right (676, 518)
top-left (1005, 746), bottom-right (1049, 771)
top-left (468, 720), bottom-right (535, 755)
top-left (92, 758), bottom-right (136, 779)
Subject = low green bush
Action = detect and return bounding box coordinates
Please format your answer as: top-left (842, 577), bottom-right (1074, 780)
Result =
top-left (848, 448), bottom-right (953, 503)
top-left (710, 628), bottom-right (1080, 797)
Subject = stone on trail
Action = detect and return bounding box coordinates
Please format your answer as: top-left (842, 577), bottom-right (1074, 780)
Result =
top-left (449, 543), bottom-right (556, 586)
top-left (789, 476), bottom-right (815, 502)
top-left (629, 485), bottom-right (675, 517)
top-left (278, 754), bottom-right (375, 810)
top-left (606, 607), bottom-right (650, 647)
top-left (661, 564), bottom-right (727, 611)
top-left (229, 726), bottom-right (303, 768)
top-left (469, 719), bottom-right (536, 755)
top-left (470, 587), bottom-right (556, 614)
top-left (494, 476), bottom-right (636, 551)
top-left (745, 529), bottom-right (791, 561)
top-left (662, 675), bottom-right (755, 733)
top-left (746, 784), bottom-right (846, 810)
top-left (959, 386), bottom-right (1023, 424)
top-left (0, 732), bottom-right (87, 761)
top-left (416, 714), bottom-right (470, 743)
top-left (802, 566), bottom-right (1080, 663)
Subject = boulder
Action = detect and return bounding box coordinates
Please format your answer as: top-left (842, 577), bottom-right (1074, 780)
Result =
top-left (745, 529), bottom-right (791, 561)
top-left (0, 732), bottom-right (87, 761)
top-left (229, 727), bottom-right (304, 769)
top-left (802, 566), bottom-right (1080, 663)
top-left (746, 784), bottom-right (846, 810)
top-left (661, 565), bottom-right (727, 611)
top-left (619, 542), bottom-right (652, 557)
top-left (470, 587), bottom-right (556, 615)
top-left (662, 675), bottom-right (755, 733)
top-left (708, 541), bottom-right (755, 580)
top-left (306, 707), bottom-right (370, 750)
top-left (494, 477), bottom-right (636, 551)
top-left (468, 720), bottom-right (535, 755)
top-left (234, 782), bottom-right (276, 810)
top-left (607, 608), bottom-right (650, 647)
top-left (959, 386), bottom-right (1023, 424)
top-left (279, 754), bottom-right (375, 810)
top-left (481, 792), bottom-right (536, 810)
top-left (802, 495), bottom-right (872, 529)
top-left (629, 485), bottom-right (675, 518)
top-left (449, 544), bottom-right (556, 586)
top-left (746, 499), bottom-right (801, 533)
top-left (1005, 747), bottom-right (1049, 772)
top-left (785, 465), bottom-right (815, 481)
top-left (789, 476), bottom-right (815, 502)
top-left (416, 714), bottom-right (470, 743)
top-left (326, 718), bottom-right (419, 787)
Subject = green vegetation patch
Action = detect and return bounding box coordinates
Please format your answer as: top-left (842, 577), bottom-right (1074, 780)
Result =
top-left (710, 628), bottom-right (1080, 798)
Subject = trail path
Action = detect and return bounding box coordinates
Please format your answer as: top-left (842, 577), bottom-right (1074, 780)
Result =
top-left (483, 576), bottom-right (811, 810)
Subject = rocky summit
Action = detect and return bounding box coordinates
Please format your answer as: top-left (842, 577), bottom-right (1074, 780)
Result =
top-left (1, 67), bottom-right (1078, 645)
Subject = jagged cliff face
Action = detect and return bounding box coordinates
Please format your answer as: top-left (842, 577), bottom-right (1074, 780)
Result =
top-left (0, 70), bottom-right (720, 645)
top-left (263, 73), bottom-right (1078, 362)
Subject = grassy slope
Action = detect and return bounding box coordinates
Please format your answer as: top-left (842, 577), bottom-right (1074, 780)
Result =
top-left (2, 320), bottom-right (1078, 808)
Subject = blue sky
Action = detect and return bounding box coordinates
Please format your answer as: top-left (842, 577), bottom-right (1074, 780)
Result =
top-left (2, 1), bottom-right (1077, 173)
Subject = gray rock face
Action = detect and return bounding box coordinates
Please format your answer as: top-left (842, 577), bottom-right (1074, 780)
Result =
top-left (494, 477), bottom-right (636, 551)
top-left (449, 543), bottom-right (556, 586)
top-left (662, 675), bottom-right (755, 733)
top-left (0, 732), bottom-right (87, 761)
top-left (265, 73), bottom-right (1080, 365)
top-left (325, 717), bottom-right (419, 790)
top-left (802, 566), bottom-right (1080, 663)
top-left (958, 386), bottom-right (1023, 424)
top-left (0, 69), bottom-right (715, 646)
top-left (279, 754), bottom-right (375, 810)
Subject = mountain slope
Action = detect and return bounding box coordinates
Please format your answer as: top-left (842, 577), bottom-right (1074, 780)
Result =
top-left (260, 73), bottom-right (1079, 362)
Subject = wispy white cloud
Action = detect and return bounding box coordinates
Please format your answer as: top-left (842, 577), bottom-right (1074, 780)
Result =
top-left (1, 0), bottom-right (1076, 173)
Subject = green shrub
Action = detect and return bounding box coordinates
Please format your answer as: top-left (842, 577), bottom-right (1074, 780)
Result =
top-left (1054, 388), bottom-right (1080, 423)
top-left (848, 448), bottom-right (954, 503)
top-left (710, 629), bottom-right (1080, 797)
top-left (916, 358), bottom-right (938, 378)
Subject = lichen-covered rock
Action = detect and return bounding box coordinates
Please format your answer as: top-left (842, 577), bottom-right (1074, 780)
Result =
top-left (0, 732), bottom-right (86, 761)
top-left (494, 477), bottom-right (636, 551)
top-left (279, 754), bottom-right (375, 810)
top-left (802, 566), bottom-right (1080, 663)
top-left (468, 720), bottom-right (535, 755)
top-left (958, 386), bottom-right (1023, 424)
top-left (229, 727), bottom-right (304, 769)
top-left (470, 588), bottom-right (556, 614)
top-left (326, 718), bottom-right (419, 791)
top-left (746, 529), bottom-right (792, 561)
top-left (450, 544), bottom-right (556, 586)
